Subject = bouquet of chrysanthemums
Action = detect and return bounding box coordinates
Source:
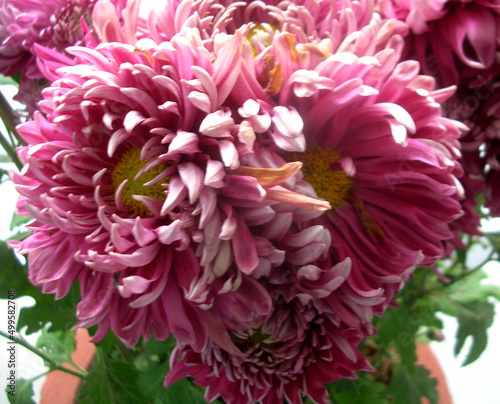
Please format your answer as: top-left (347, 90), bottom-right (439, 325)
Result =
top-left (1, 0), bottom-right (500, 403)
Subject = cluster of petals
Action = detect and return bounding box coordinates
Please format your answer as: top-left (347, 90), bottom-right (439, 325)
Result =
top-left (0, 0), bottom-right (98, 112)
top-left (162, 8), bottom-right (466, 403)
top-left (167, 297), bottom-right (371, 404)
top-left (166, 228), bottom-right (372, 404)
top-left (377, 0), bottom-right (500, 86)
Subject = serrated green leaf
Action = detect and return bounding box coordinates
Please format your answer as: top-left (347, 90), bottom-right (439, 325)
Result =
top-left (0, 241), bottom-right (80, 334)
top-left (92, 329), bottom-right (118, 356)
top-left (445, 269), bottom-right (500, 303)
top-left (35, 328), bottom-right (77, 367)
top-left (0, 241), bottom-right (27, 280)
top-left (377, 304), bottom-right (418, 371)
top-left (454, 301), bottom-right (494, 366)
top-left (157, 377), bottom-right (207, 404)
top-left (329, 376), bottom-right (387, 404)
top-left (0, 241), bottom-right (41, 302)
top-left (383, 365), bottom-right (438, 404)
top-left (76, 348), bottom-right (148, 404)
top-left (17, 282), bottom-right (81, 334)
top-left (5, 378), bottom-right (35, 404)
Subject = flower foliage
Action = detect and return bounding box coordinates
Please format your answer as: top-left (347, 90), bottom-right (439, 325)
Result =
top-left (1, 0), bottom-right (500, 403)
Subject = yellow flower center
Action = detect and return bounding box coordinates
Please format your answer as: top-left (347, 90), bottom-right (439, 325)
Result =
top-left (287, 143), bottom-right (351, 210)
top-left (111, 148), bottom-right (168, 217)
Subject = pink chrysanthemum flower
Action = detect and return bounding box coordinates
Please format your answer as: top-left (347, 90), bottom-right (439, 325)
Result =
top-left (167, 221), bottom-right (375, 404)
top-left (225, 15), bottom-right (464, 313)
top-left (377, 0), bottom-right (500, 86)
top-left (0, 0), bottom-right (100, 114)
top-left (10, 29), bottom-right (329, 347)
top-left (0, 0), bottom-right (96, 77)
top-left (166, 295), bottom-right (371, 404)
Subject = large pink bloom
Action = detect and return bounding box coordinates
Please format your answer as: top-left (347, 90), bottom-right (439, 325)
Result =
top-left (10, 29), bottom-right (328, 347)
top-left (225, 15), bottom-right (464, 314)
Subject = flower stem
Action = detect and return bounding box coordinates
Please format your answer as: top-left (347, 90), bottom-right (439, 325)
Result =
top-left (0, 330), bottom-right (88, 378)
top-left (0, 90), bottom-right (24, 170)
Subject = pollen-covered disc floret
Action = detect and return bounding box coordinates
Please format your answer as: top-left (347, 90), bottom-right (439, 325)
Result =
top-left (287, 143), bottom-right (351, 210)
top-left (110, 148), bottom-right (169, 217)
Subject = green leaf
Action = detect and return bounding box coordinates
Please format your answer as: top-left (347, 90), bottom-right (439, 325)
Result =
top-left (445, 269), bottom-right (500, 303)
top-left (383, 365), bottom-right (438, 404)
top-left (77, 348), bottom-right (148, 404)
top-left (136, 336), bottom-right (208, 404)
top-left (137, 358), bottom-right (171, 403)
top-left (0, 241), bottom-right (40, 301)
top-left (454, 301), bottom-right (494, 366)
top-left (0, 241), bottom-right (27, 282)
top-left (377, 303), bottom-right (418, 371)
top-left (0, 241), bottom-right (80, 334)
top-left (35, 327), bottom-right (77, 367)
top-left (0, 75), bottom-right (18, 86)
top-left (157, 377), bottom-right (207, 404)
top-left (10, 214), bottom-right (33, 231)
top-left (17, 282), bottom-right (81, 334)
top-left (5, 378), bottom-right (35, 404)
top-left (138, 361), bottom-right (207, 404)
top-left (329, 376), bottom-right (387, 404)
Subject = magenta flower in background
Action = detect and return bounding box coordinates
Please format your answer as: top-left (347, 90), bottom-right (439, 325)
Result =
top-left (0, 0), bottom-right (99, 113)
top-left (377, 0), bottom-right (500, 87)
top-left (441, 63), bottom-right (500, 221)
top-left (0, 0), bottom-right (97, 77)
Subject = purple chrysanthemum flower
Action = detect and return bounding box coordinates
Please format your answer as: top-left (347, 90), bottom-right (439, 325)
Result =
top-left (0, 0), bottom-right (97, 76)
top-left (10, 29), bottom-right (329, 347)
top-left (166, 295), bottom-right (371, 404)
top-left (225, 14), bottom-right (464, 314)
top-left (0, 0), bottom-right (100, 114)
top-left (441, 63), bottom-right (500, 222)
top-left (377, 0), bottom-right (500, 86)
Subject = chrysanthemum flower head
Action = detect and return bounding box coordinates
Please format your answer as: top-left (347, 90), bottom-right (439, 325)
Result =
top-left (225, 14), bottom-right (464, 314)
top-left (377, 0), bottom-right (500, 86)
top-left (0, 0), bottom-right (97, 77)
top-left (166, 295), bottom-right (371, 404)
top-left (165, 222), bottom-right (373, 403)
top-left (10, 27), bottom-right (330, 347)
